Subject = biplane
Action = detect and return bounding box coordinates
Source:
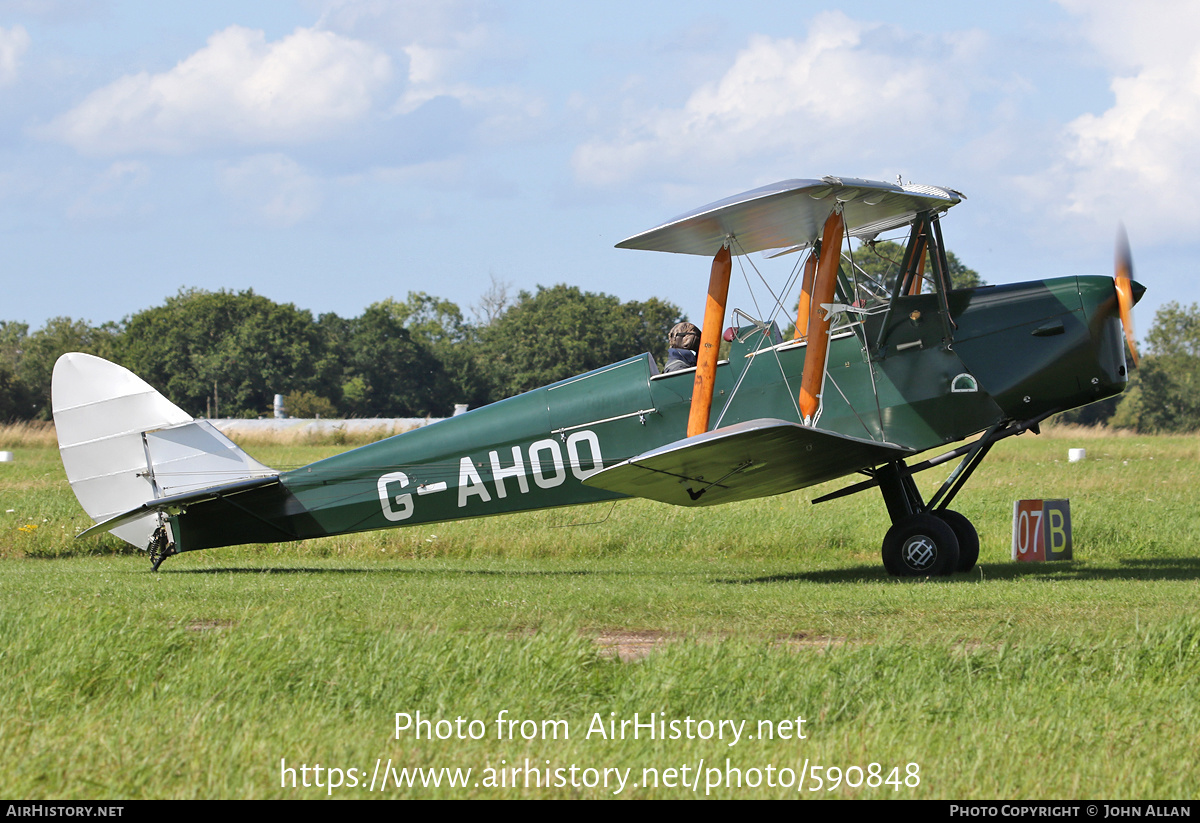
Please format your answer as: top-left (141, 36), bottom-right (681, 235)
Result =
top-left (52, 175), bottom-right (1143, 575)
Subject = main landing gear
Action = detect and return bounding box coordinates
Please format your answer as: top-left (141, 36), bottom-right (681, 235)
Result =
top-left (880, 509), bottom-right (980, 576)
top-left (814, 415), bottom-right (1052, 577)
top-left (874, 462), bottom-right (978, 577)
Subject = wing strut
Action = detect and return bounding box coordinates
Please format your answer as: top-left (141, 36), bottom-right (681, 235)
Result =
top-left (798, 208), bottom-right (845, 424)
top-left (906, 227), bottom-right (928, 296)
top-left (687, 244), bottom-right (732, 436)
top-left (792, 248), bottom-right (818, 339)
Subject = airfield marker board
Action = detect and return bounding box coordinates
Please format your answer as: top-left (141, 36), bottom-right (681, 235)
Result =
top-left (1012, 499), bottom-right (1073, 562)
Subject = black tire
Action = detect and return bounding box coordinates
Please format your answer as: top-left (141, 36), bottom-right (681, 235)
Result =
top-left (881, 514), bottom-right (960, 577)
top-left (934, 509), bottom-right (979, 573)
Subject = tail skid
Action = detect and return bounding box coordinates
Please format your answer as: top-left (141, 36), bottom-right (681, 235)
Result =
top-left (52, 353), bottom-right (277, 554)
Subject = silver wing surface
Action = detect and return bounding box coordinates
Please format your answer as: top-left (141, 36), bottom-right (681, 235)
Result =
top-left (616, 176), bottom-right (963, 257)
top-left (583, 418), bottom-right (913, 507)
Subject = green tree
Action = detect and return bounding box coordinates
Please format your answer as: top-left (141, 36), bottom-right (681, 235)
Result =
top-left (480, 285), bottom-right (684, 397)
top-left (1111, 302), bottom-right (1200, 432)
top-left (282, 390), bottom-right (338, 418)
top-left (376, 292), bottom-right (471, 347)
top-left (118, 289), bottom-right (332, 418)
top-left (370, 293), bottom-right (492, 410)
top-left (17, 317), bottom-right (120, 420)
top-left (0, 363), bottom-right (35, 421)
top-left (1144, 301), bottom-right (1200, 358)
top-left (340, 302), bottom-right (448, 417)
top-left (1053, 393), bottom-right (1122, 427)
top-left (0, 321), bottom-right (27, 371)
top-left (0, 322), bottom-right (35, 420)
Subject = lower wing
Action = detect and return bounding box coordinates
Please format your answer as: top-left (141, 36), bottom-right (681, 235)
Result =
top-left (582, 418), bottom-right (913, 506)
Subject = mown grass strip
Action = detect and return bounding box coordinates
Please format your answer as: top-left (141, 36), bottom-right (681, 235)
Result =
top-left (1, 432), bottom-right (1198, 798)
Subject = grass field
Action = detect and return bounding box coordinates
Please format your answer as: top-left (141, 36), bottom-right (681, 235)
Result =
top-left (1, 426), bottom-right (1198, 799)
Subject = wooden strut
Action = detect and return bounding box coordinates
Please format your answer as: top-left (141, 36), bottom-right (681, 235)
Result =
top-left (793, 248), bottom-right (819, 339)
top-left (907, 231), bottom-right (927, 296)
top-left (687, 244), bottom-right (732, 437)
top-left (798, 209), bottom-right (845, 425)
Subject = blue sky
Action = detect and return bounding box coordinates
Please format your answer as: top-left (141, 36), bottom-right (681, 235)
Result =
top-left (2, 0), bottom-right (1196, 339)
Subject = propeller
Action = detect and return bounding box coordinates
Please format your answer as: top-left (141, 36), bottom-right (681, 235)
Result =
top-left (1114, 224), bottom-right (1140, 367)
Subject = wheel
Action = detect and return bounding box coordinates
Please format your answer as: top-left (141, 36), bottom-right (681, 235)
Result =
top-left (933, 509), bottom-right (979, 573)
top-left (881, 514), bottom-right (960, 577)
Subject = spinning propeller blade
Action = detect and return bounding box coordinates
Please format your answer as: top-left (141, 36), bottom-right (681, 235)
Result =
top-left (1114, 224), bottom-right (1139, 367)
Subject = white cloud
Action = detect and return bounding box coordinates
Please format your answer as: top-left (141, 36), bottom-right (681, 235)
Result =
top-left (44, 5), bottom-right (542, 169)
top-left (219, 153), bottom-right (321, 227)
top-left (0, 25), bottom-right (30, 87)
top-left (46, 25), bottom-right (392, 155)
top-left (1056, 0), bottom-right (1200, 73)
top-left (395, 25), bottom-right (495, 114)
top-left (573, 12), bottom-right (981, 190)
top-left (317, 0), bottom-right (540, 126)
top-left (1043, 0), bottom-right (1200, 239)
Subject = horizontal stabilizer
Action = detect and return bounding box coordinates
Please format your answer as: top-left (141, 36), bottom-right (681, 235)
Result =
top-left (582, 418), bottom-right (912, 506)
top-left (75, 475), bottom-right (281, 539)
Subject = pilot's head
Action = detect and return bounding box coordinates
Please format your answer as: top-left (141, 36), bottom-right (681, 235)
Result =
top-left (668, 322), bottom-right (700, 352)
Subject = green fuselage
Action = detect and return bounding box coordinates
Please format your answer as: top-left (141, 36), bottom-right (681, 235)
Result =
top-left (171, 275), bottom-right (1129, 552)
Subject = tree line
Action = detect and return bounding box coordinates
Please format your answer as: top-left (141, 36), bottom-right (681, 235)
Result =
top-left (3, 255), bottom-right (1196, 432)
top-left (0, 284), bottom-right (684, 421)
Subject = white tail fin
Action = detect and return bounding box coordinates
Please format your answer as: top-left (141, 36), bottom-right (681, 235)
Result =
top-left (52, 353), bottom-right (276, 549)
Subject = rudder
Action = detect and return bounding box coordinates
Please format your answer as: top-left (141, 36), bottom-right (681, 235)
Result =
top-left (52, 352), bottom-right (276, 550)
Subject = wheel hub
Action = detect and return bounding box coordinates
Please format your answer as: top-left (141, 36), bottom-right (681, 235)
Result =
top-left (902, 534), bottom-right (937, 571)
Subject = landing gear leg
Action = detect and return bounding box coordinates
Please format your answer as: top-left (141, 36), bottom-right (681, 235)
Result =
top-left (148, 524), bottom-right (177, 572)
